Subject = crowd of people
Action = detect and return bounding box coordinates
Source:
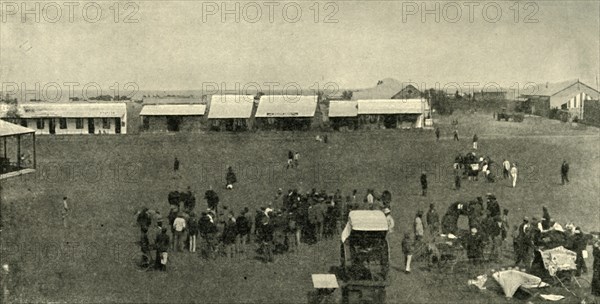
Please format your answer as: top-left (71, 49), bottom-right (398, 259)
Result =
top-left (135, 186), bottom-right (396, 270)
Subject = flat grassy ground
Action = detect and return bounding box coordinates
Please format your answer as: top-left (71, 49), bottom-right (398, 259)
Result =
top-left (1, 112), bottom-right (599, 303)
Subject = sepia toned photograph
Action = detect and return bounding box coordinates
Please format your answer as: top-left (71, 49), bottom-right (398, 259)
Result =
top-left (0, 1), bottom-right (599, 303)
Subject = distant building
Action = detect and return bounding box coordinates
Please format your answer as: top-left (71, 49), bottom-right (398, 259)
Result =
top-left (352, 78), bottom-right (422, 100)
top-left (207, 95), bottom-right (256, 131)
top-left (254, 95), bottom-right (318, 131)
top-left (520, 80), bottom-right (600, 119)
top-left (139, 104), bottom-right (206, 132)
top-left (1, 102), bottom-right (127, 135)
top-left (472, 87), bottom-right (507, 100)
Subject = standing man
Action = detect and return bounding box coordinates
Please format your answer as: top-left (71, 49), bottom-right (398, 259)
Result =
top-left (62, 197), bottom-right (69, 228)
top-left (510, 163), bottom-right (518, 188)
top-left (294, 152), bottom-right (300, 168)
top-left (414, 210), bottom-right (424, 242)
top-left (287, 150), bottom-right (294, 169)
top-left (174, 157), bottom-right (180, 172)
top-left (384, 208), bottom-right (394, 234)
top-left (420, 172), bottom-right (428, 196)
top-left (172, 212), bottom-right (186, 252)
top-left (502, 159), bottom-right (510, 179)
top-left (155, 227), bottom-right (170, 271)
top-left (435, 127), bottom-right (440, 141)
top-left (561, 160), bottom-right (569, 185)
top-left (472, 134), bottom-right (478, 150)
top-left (453, 129), bottom-right (459, 141)
top-left (402, 232), bottom-right (413, 273)
top-left (426, 204), bottom-right (440, 237)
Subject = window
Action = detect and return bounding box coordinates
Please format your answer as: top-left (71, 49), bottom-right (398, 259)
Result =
top-left (20, 120), bottom-right (28, 127)
top-left (36, 119), bottom-right (45, 129)
top-left (75, 118), bottom-right (84, 129)
top-left (59, 118), bottom-right (67, 129)
top-left (102, 118), bottom-right (111, 129)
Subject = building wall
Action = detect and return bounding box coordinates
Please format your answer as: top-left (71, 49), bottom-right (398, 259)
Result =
top-left (21, 117), bottom-right (126, 135)
top-left (582, 100), bottom-right (600, 127)
top-left (549, 84), bottom-right (600, 109)
top-left (142, 116), bottom-right (204, 132)
top-left (391, 85), bottom-right (421, 99)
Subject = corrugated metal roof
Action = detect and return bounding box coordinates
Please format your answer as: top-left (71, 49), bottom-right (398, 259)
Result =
top-left (348, 210), bottom-right (388, 231)
top-left (255, 95), bottom-right (317, 118)
top-left (17, 103), bottom-right (127, 118)
top-left (352, 78), bottom-right (412, 100)
top-left (328, 101), bottom-right (358, 117)
top-left (142, 97), bottom-right (203, 104)
top-left (0, 119), bottom-right (35, 137)
top-left (357, 99), bottom-right (428, 114)
top-left (207, 95), bottom-right (255, 119)
top-left (139, 104), bottom-right (206, 116)
top-left (523, 80), bottom-right (580, 97)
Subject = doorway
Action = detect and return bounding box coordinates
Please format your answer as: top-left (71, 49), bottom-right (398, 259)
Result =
top-left (88, 119), bottom-right (95, 134)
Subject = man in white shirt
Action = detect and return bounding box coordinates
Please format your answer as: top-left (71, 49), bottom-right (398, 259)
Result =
top-left (502, 159), bottom-right (511, 179)
top-left (173, 213), bottom-right (186, 252)
top-left (510, 163), bottom-right (518, 188)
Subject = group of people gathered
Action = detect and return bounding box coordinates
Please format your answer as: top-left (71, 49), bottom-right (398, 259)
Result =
top-left (134, 187), bottom-right (395, 270)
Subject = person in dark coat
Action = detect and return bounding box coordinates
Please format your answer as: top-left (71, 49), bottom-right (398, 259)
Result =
top-left (420, 172), bottom-right (428, 196)
top-left (257, 216), bottom-right (275, 263)
top-left (225, 167), bottom-right (237, 190)
top-left (173, 157), bottom-right (180, 172)
top-left (136, 207), bottom-right (152, 233)
top-left (592, 239), bottom-right (600, 296)
top-left (287, 150), bottom-right (294, 169)
top-left (465, 227), bottom-right (484, 265)
top-left (204, 189), bottom-right (220, 215)
top-left (236, 208), bottom-right (251, 255)
top-left (222, 212), bottom-right (237, 258)
top-left (155, 227), bottom-right (170, 271)
top-left (453, 129), bottom-right (459, 141)
top-left (486, 195), bottom-right (500, 218)
top-left (140, 227), bottom-right (151, 268)
top-left (561, 160), bottom-right (569, 185)
top-left (568, 227), bottom-right (588, 276)
top-left (426, 204), bottom-right (440, 237)
top-left (435, 127), bottom-right (440, 141)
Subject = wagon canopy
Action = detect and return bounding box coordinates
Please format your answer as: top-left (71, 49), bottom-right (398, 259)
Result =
top-left (341, 210), bottom-right (388, 242)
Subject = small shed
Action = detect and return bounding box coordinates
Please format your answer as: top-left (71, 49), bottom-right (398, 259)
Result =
top-left (255, 95), bottom-right (317, 130)
top-left (139, 104), bottom-right (206, 132)
top-left (207, 95), bottom-right (255, 131)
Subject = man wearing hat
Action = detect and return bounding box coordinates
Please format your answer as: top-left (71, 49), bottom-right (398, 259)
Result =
top-left (402, 233), bottom-right (413, 273)
top-left (155, 227), bottom-right (170, 271)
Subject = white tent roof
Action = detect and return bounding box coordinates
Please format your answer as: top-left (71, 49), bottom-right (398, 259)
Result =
top-left (139, 104), bottom-right (206, 116)
top-left (207, 95), bottom-right (255, 119)
top-left (328, 101), bottom-right (358, 117)
top-left (255, 95), bottom-right (317, 118)
top-left (17, 103), bottom-right (127, 118)
top-left (357, 99), bottom-right (428, 115)
top-left (341, 210), bottom-right (388, 243)
top-left (0, 119), bottom-right (35, 137)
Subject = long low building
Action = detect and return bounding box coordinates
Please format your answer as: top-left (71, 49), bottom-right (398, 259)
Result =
top-left (357, 99), bottom-right (429, 129)
top-left (139, 104), bottom-right (206, 132)
top-left (255, 95), bottom-right (318, 130)
top-left (207, 95), bottom-right (255, 131)
top-left (2, 102), bottom-right (127, 135)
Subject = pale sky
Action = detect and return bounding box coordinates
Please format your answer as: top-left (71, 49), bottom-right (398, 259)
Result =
top-left (1, 0), bottom-right (599, 95)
